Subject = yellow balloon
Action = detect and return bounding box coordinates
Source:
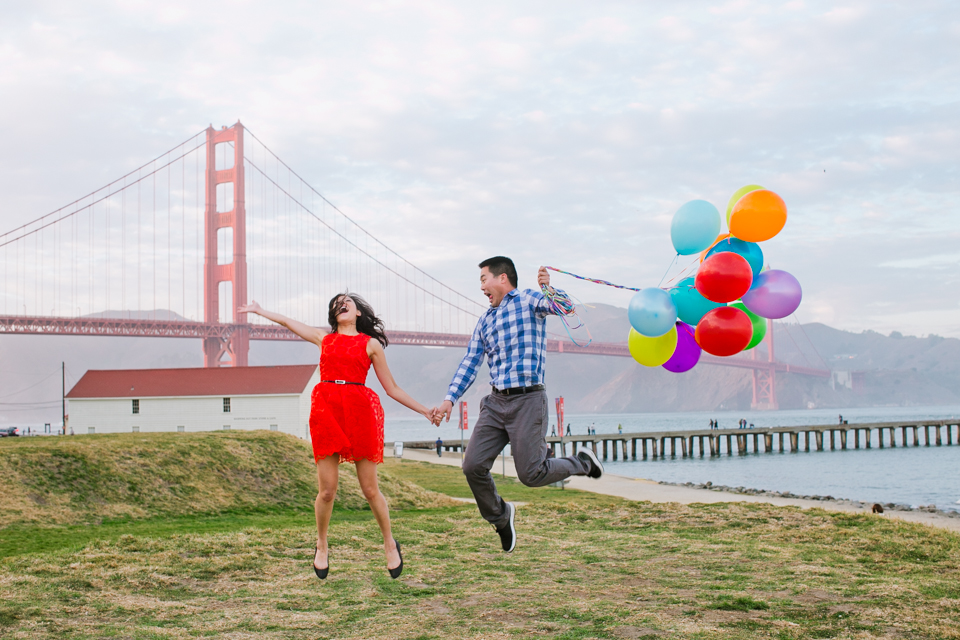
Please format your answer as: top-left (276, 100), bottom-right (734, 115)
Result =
top-left (726, 184), bottom-right (764, 227)
top-left (628, 327), bottom-right (678, 367)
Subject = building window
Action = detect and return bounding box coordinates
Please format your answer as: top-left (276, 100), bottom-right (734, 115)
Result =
top-left (270, 424), bottom-right (278, 432)
top-left (88, 427), bottom-right (96, 435)
top-left (177, 425), bottom-right (185, 433)
top-left (132, 426), bottom-right (140, 433)
top-left (223, 397), bottom-right (231, 413)
top-left (132, 399), bottom-right (140, 414)
top-left (223, 425), bottom-right (231, 431)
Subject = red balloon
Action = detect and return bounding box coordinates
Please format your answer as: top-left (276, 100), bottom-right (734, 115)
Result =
top-left (695, 252), bottom-right (753, 303)
top-left (695, 307), bottom-right (753, 356)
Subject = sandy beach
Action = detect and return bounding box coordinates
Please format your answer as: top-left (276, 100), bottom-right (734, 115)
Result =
top-left (397, 447), bottom-right (960, 533)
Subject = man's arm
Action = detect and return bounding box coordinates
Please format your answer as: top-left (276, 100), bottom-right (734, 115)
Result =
top-left (437, 326), bottom-right (484, 422)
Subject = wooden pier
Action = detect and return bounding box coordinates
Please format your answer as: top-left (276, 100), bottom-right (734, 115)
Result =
top-left (405, 420), bottom-right (960, 460)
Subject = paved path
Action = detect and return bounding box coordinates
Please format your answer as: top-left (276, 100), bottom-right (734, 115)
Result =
top-left (396, 448), bottom-right (960, 533)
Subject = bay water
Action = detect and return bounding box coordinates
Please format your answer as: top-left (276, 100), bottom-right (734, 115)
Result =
top-left (385, 405), bottom-right (960, 513)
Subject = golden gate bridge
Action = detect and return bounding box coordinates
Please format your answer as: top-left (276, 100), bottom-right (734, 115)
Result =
top-left (0, 122), bottom-right (829, 409)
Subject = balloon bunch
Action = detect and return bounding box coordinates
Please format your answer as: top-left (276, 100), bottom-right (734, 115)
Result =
top-left (627, 185), bottom-right (802, 372)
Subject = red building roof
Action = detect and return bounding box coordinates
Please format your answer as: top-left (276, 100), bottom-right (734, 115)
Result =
top-left (66, 365), bottom-right (318, 399)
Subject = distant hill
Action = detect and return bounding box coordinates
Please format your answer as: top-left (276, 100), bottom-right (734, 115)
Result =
top-left (2, 304), bottom-right (959, 424)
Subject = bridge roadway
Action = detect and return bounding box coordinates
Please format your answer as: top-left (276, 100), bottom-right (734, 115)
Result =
top-left (0, 315), bottom-right (829, 377)
top-left (405, 420), bottom-right (960, 460)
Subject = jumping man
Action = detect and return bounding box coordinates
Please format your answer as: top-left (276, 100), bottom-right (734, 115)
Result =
top-left (436, 257), bottom-right (603, 553)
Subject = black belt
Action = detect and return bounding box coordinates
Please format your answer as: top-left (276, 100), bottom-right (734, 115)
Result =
top-left (321, 380), bottom-right (364, 386)
top-left (491, 384), bottom-right (545, 396)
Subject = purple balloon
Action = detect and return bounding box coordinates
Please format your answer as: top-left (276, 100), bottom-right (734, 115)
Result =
top-left (662, 322), bottom-right (701, 373)
top-left (742, 269), bottom-right (802, 319)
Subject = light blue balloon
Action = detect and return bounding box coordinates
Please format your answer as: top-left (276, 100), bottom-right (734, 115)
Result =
top-left (669, 276), bottom-right (723, 325)
top-left (670, 200), bottom-right (722, 256)
top-left (628, 288), bottom-right (678, 337)
top-left (705, 237), bottom-right (764, 278)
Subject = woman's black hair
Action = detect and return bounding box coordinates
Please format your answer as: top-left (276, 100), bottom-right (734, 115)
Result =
top-left (327, 292), bottom-right (389, 347)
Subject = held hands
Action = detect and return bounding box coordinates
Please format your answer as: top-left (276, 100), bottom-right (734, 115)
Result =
top-left (424, 406), bottom-right (443, 426)
top-left (438, 400), bottom-right (454, 423)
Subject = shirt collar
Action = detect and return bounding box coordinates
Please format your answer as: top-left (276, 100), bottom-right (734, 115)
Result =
top-left (488, 288), bottom-right (519, 313)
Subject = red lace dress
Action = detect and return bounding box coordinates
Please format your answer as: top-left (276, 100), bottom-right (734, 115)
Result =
top-left (309, 333), bottom-right (385, 464)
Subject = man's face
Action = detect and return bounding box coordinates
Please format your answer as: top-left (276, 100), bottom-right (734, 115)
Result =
top-left (480, 266), bottom-right (512, 307)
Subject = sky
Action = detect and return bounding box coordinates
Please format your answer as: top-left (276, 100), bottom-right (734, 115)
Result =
top-left (1, 0), bottom-right (958, 337)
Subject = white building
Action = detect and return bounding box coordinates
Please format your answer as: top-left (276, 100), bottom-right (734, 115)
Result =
top-left (66, 365), bottom-right (319, 439)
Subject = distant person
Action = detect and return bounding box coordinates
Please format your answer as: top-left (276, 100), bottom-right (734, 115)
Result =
top-left (590, 421), bottom-right (596, 435)
top-left (434, 258), bottom-right (603, 553)
top-left (565, 423), bottom-right (571, 436)
top-left (436, 438), bottom-right (443, 457)
top-left (550, 425), bottom-right (556, 437)
top-left (709, 419), bottom-right (714, 430)
top-left (618, 424), bottom-right (623, 435)
top-left (240, 295), bottom-right (441, 580)
top-left (839, 414), bottom-right (843, 425)
top-left (546, 446), bottom-right (556, 459)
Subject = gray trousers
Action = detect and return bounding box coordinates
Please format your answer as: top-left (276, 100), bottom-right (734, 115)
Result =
top-left (462, 390), bottom-right (589, 529)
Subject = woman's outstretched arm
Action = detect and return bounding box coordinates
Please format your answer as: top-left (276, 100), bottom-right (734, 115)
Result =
top-left (368, 340), bottom-right (439, 424)
top-left (238, 301), bottom-right (327, 347)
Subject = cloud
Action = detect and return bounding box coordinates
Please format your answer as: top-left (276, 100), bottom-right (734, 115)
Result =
top-left (0, 0), bottom-right (958, 335)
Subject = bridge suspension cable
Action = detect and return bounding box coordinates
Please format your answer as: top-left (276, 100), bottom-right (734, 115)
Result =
top-left (0, 123), bottom-right (484, 338)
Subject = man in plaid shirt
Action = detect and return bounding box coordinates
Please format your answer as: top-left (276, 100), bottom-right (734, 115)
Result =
top-left (438, 256), bottom-right (603, 553)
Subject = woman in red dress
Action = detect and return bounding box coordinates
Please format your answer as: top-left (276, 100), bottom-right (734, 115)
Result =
top-left (239, 294), bottom-right (438, 580)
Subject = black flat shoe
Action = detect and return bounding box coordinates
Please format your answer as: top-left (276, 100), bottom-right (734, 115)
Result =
top-left (388, 539), bottom-right (403, 579)
top-left (313, 545), bottom-right (328, 580)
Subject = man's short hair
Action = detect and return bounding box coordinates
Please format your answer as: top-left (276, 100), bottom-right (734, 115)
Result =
top-left (479, 256), bottom-right (518, 288)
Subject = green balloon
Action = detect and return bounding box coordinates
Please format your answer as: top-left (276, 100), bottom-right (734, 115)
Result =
top-left (729, 301), bottom-right (767, 350)
top-left (726, 184), bottom-right (764, 227)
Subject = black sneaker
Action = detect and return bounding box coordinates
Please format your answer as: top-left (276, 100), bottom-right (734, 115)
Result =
top-left (577, 449), bottom-right (604, 479)
top-left (495, 502), bottom-right (516, 553)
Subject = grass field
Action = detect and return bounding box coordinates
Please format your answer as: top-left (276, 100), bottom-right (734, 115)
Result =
top-left (1, 433), bottom-right (959, 639)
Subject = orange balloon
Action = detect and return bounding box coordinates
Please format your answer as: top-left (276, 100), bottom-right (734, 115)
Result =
top-left (698, 233), bottom-right (729, 263)
top-left (729, 190), bottom-right (787, 242)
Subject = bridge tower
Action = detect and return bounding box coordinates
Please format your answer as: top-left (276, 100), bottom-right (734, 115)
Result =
top-left (751, 319), bottom-right (778, 410)
top-left (203, 122), bottom-right (249, 367)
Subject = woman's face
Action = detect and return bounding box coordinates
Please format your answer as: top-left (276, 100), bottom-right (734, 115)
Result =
top-left (334, 296), bottom-right (361, 324)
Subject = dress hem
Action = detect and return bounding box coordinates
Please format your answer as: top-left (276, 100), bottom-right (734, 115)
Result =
top-left (314, 452), bottom-right (385, 465)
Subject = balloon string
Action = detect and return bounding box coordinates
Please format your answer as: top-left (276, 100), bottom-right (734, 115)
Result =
top-left (540, 284), bottom-right (592, 347)
top-left (544, 263), bottom-right (701, 293)
top-left (661, 256), bottom-right (702, 288)
top-left (658, 254), bottom-right (679, 288)
top-left (543, 266), bottom-right (643, 292)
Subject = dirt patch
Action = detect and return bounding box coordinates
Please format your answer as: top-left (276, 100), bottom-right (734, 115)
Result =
top-left (700, 609), bottom-right (763, 624)
top-left (419, 599), bottom-right (452, 615)
top-left (615, 626), bottom-right (667, 639)
top-left (794, 588), bottom-right (842, 603)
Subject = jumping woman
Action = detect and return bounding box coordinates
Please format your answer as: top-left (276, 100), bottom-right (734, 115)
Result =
top-left (239, 294), bottom-right (438, 580)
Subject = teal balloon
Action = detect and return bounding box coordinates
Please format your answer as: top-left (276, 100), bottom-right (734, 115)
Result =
top-left (669, 277), bottom-right (723, 325)
top-left (628, 288), bottom-right (678, 337)
top-left (670, 200), bottom-right (722, 255)
top-left (705, 237), bottom-right (764, 278)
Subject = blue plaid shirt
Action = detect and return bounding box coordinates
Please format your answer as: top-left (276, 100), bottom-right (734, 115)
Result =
top-left (445, 287), bottom-right (570, 404)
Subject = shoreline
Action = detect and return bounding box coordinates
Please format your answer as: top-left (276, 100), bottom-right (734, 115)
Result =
top-left (396, 447), bottom-right (960, 533)
top-left (655, 480), bottom-right (960, 518)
